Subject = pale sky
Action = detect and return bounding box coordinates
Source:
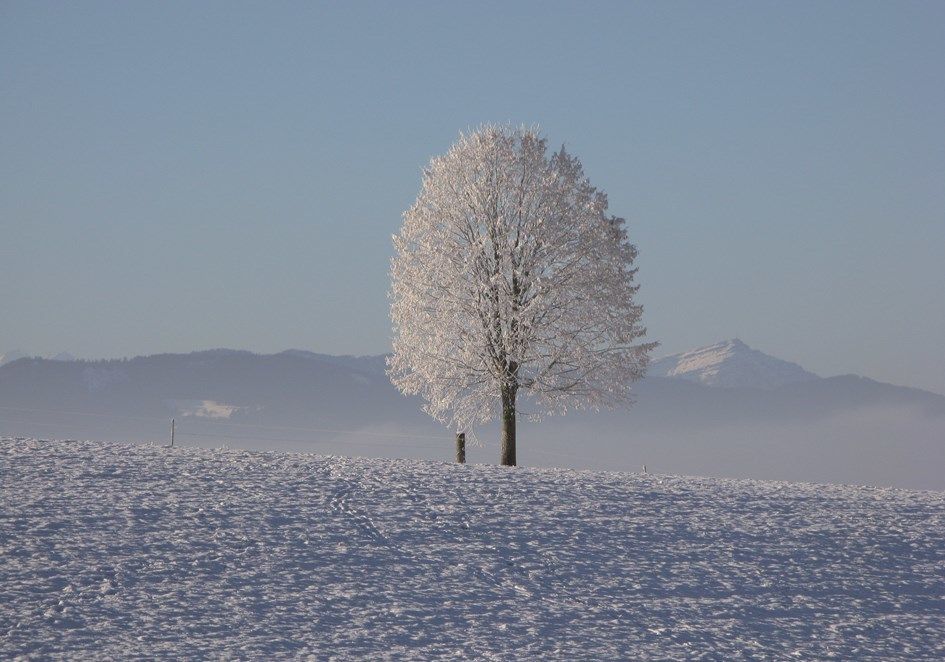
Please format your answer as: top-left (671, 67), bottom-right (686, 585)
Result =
top-left (2, 1), bottom-right (943, 394)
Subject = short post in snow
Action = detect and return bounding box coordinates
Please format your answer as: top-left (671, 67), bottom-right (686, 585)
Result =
top-left (170, 418), bottom-right (175, 447)
top-left (455, 432), bottom-right (466, 464)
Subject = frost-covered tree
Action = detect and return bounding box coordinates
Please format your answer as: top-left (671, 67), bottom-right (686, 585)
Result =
top-left (389, 126), bottom-right (656, 466)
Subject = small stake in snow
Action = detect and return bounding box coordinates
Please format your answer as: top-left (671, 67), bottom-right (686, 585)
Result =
top-left (170, 418), bottom-right (175, 447)
top-left (456, 432), bottom-right (466, 464)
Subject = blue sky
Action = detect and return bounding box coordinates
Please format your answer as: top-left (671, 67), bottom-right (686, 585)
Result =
top-left (2, 1), bottom-right (943, 393)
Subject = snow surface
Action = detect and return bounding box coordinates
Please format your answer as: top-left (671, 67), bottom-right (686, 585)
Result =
top-left (649, 339), bottom-right (820, 390)
top-left (2, 438), bottom-right (944, 659)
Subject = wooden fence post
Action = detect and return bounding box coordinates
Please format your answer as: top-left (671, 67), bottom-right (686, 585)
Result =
top-left (456, 432), bottom-right (465, 464)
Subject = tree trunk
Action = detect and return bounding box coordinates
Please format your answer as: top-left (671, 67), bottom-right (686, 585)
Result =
top-left (500, 387), bottom-right (517, 466)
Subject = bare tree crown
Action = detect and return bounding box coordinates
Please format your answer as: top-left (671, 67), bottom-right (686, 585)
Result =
top-left (389, 125), bottom-right (656, 434)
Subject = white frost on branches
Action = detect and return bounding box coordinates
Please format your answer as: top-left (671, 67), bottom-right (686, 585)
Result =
top-left (388, 125), bottom-right (656, 433)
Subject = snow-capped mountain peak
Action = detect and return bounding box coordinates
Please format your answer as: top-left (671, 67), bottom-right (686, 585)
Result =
top-left (0, 350), bottom-right (27, 367)
top-left (648, 338), bottom-right (819, 390)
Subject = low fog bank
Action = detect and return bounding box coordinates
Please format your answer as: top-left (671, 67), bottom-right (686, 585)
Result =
top-left (2, 352), bottom-right (943, 490)
top-left (513, 403), bottom-right (945, 491)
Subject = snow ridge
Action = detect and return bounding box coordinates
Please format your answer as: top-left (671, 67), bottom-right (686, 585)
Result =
top-left (0, 350), bottom-right (26, 367)
top-left (649, 338), bottom-right (819, 389)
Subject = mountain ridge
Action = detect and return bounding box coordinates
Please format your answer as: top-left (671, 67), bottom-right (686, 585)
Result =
top-left (3, 341), bottom-right (939, 399)
top-left (649, 338), bottom-right (821, 390)
top-left (2, 342), bottom-right (942, 489)
top-left (1, 350), bottom-right (75, 366)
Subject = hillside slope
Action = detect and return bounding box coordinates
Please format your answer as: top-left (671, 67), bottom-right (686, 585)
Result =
top-left (2, 438), bottom-right (943, 659)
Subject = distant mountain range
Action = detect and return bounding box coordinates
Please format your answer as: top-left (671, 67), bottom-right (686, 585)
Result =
top-left (1, 341), bottom-right (942, 490)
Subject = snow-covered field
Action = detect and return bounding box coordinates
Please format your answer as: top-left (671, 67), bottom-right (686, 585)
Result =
top-left (2, 438), bottom-right (944, 659)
